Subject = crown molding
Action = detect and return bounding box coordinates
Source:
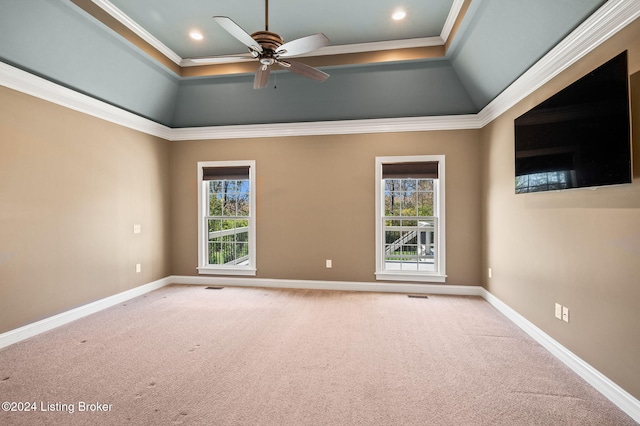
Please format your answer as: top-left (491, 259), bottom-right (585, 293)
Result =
top-left (0, 61), bottom-right (173, 140)
top-left (88, 0), bottom-right (456, 69)
top-left (441, 0), bottom-right (466, 43)
top-left (477, 0), bottom-right (640, 127)
top-left (168, 115), bottom-right (482, 141)
top-left (181, 37), bottom-right (446, 67)
top-left (0, 60), bottom-right (479, 140)
top-left (90, 0), bottom-right (183, 65)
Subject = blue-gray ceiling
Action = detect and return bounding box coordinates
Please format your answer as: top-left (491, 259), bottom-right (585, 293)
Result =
top-left (0, 0), bottom-right (608, 128)
top-left (0, 0), bottom-right (180, 124)
top-left (447, 0), bottom-right (606, 108)
top-left (173, 60), bottom-right (477, 127)
top-left (108, 0), bottom-right (456, 58)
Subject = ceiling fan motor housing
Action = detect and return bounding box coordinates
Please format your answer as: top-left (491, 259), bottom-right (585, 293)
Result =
top-left (251, 31), bottom-right (284, 52)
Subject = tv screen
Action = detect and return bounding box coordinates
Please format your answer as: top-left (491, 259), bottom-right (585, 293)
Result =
top-left (514, 51), bottom-right (631, 194)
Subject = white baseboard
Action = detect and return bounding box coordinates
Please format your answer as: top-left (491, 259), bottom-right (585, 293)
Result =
top-left (0, 276), bottom-right (173, 350)
top-left (2, 275), bottom-right (638, 423)
top-left (168, 275), bottom-right (484, 296)
top-left (480, 288), bottom-right (640, 424)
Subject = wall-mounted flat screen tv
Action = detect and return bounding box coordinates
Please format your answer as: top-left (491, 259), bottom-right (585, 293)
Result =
top-left (514, 51), bottom-right (631, 194)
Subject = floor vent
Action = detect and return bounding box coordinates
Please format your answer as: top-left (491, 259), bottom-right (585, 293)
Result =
top-left (407, 294), bottom-right (429, 299)
top-left (205, 286), bottom-right (224, 290)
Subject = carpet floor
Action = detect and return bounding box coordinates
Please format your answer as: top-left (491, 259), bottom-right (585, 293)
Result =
top-left (0, 285), bottom-right (636, 425)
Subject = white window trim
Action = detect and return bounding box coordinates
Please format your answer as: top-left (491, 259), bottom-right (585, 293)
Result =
top-left (375, 155), bottom-right (446, 283)
top-left (197, 160), bottom-right (257, 276)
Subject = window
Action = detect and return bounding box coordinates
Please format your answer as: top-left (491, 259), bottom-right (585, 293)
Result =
top-left (375, 156), bottom-right (446, 282)
top-left (197, 161), bottom-right (256, 275)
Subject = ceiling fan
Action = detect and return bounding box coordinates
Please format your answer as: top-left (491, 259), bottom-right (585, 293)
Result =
top-left (192, 0), bottom-right (330, 89)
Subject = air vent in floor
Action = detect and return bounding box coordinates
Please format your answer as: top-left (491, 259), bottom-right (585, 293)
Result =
top-left (205, 286), bottom-right (224, 290)
top-left (407, 294), bottom-right (429, 299)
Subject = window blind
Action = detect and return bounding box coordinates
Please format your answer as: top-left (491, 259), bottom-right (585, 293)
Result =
top-left (382, 162), bottom-right (438, 179)
top-left (202, 166), bottom-right (250, 181)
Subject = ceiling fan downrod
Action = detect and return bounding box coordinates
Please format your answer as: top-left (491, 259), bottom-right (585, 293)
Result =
top-left (251, 0), bottom-right (282, 52)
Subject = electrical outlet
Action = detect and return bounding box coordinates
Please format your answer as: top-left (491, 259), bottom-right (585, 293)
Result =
top-left (133, 224), bottom-right (141, 234)
top-left (135, 263), bottom-right (141, 273)
top-left (562, 306), bottom-right (569, 322)
top-left (555, 303), bottom-right (562, 320)
top-left (488, 268), bottom-right (492, 278)
top-left (326, 259), bottom-right (332, 268)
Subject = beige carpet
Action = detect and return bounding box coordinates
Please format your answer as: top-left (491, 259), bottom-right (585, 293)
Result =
top-left (0, 285), bottom-right (635, 425)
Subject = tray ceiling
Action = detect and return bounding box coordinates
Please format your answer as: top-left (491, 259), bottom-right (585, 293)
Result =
top-left (0, 0), bottom-right (615, 127)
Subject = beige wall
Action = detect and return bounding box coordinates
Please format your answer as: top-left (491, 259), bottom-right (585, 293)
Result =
top-left (481, 19), bottom-right (640, 399)
top-left (0, 86), bottom-right (482, 336)
top-left (170, 131), bottom-right (482, 285)
top-left (0, 87), bottom-right (171, 333)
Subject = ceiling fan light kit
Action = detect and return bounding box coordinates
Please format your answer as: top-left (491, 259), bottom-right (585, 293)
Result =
top-left (208, 0), bottom-right (330, 89)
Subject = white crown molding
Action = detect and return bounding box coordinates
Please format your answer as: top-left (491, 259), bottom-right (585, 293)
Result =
top-left (477, 0), bottom-right (640, 127)
top-left (0, 61), bottom-right (173, 140)
top-left (0, 60), bottom-right (479, 140)
top-left (89, 0), bottom-right (450, 67)
top-left (182, 37), bottom-right (446, 66)
top-left (89, 0), bottom-right (183, 65)
top-left (441, 0), bottom-right (466, 43)
top-left (169, 115), bottom-right (482, 141)
top-left (302, 36), bottom-right (445, 56)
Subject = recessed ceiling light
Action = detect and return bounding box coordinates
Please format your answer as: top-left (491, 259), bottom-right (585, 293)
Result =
top-left (189, 30), bottom-right (204, 41)
top-left (392, 9), bottom-right (407, 21)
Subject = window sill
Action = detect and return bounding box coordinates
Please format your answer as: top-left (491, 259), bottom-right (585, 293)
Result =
top-left (375, 271), bottom-right (447, 283)
top-left (197, 267), bottom-right (257, 276)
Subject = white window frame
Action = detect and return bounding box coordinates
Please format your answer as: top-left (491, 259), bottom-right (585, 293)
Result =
top-left (197, 160), bottom-right (256, 276)
top-left (375, 155), bottom-right (446, 283)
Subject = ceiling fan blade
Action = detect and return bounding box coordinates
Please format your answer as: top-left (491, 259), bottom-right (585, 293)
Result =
top-left (190, 53), bottom-right (255, 64)
top-left (277, 60), bottom-right (329, 82)
top-left (213, 16), bottom-right (263, 53)
top-left (276, 33), bottom-right (329, 57)
top-left (254, 64), bottom-right (271, 89)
